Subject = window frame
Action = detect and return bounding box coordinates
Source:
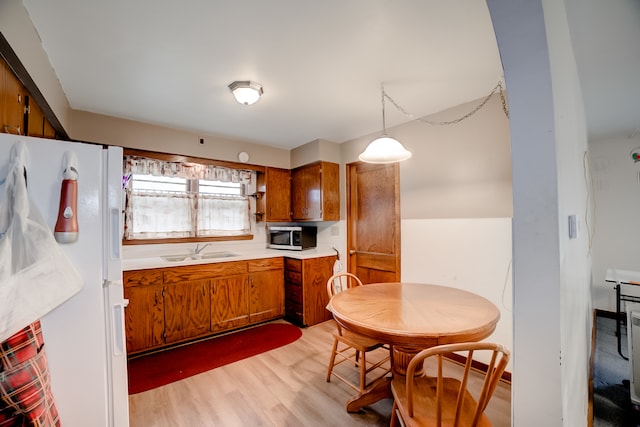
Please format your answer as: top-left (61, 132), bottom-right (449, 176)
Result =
top-left (122, 149), bottom-right (265, 245)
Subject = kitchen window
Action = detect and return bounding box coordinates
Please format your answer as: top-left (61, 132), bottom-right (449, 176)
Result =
top-left (123, 155), bottom-right (253, 242)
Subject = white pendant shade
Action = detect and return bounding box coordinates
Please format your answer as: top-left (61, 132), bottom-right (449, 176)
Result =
top-left (359, 84), bottom-right (412, 164)
top-left (359, 135), bottom-right (412, 164)
top-left (229, 81), bottom-right (263, 105)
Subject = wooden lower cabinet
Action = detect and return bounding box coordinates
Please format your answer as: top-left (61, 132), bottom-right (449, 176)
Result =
top-left (211, 273), bottom-right (250, 332)
top-left (164, 279), bottom-right (210, 344)
top-left (249, 258), bottom-right (285, 323)
top-left (123, 270), bottom-right (165, 354)
top-left (124, 257), bottom-right (285, 355)
top-left (284, 255), bottom-right (337, 327)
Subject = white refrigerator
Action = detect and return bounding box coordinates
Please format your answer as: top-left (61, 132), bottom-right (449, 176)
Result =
top-left (0, 133), bottom-right (129, 426)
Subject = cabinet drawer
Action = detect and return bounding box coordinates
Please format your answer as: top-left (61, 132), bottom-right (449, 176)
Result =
top-left (285, 299), bottom-right (303, 325)
top-left (285, 282), bottom-right (303, 304)
top-left (164, 261), bottom-right (248, 284)
top-left (248, 257), bottom-right (284, 272)
top-left (124, 269), bottom-right (163, 288)
top-left (285, 270), bottom-right (302, 285)
top-left (284, 258), bottom-right (302, 273)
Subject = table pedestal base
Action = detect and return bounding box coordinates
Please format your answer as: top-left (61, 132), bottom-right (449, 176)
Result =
top-left (345, 345), bottom-right (425, 412)
top-left (345, 376), bottom-right (392, 413)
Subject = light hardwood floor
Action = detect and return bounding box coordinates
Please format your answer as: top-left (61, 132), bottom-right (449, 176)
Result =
top-left (129, 320), bottom-right (511, 426)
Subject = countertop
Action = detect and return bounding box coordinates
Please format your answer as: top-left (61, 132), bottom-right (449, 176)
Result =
top-left (122, 246), bottom-right (339, 271)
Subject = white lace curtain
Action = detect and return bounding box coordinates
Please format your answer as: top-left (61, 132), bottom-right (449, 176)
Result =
top-left (123, 156), bottom-right (252, 239)
top-left (124, 156), bottom-right (252, 183)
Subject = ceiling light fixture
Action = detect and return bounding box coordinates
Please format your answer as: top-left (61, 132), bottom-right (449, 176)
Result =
top-left (228, 80), bottom-right (263, 105)
top-left (359, 84), bottom-right (412, 164)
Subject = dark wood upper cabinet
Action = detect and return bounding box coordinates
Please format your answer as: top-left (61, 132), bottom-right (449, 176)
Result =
top-left (256, 167), bottom-right (292, 222)
top-left (291, 161), bottom-right (339, 222)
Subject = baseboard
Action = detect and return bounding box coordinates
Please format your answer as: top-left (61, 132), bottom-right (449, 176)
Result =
top-left (445, 352), bottom-right (511, 383)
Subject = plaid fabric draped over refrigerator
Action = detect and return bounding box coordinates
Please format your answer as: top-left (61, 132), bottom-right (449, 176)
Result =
top-left (0, 321), bottom-right (60, 426)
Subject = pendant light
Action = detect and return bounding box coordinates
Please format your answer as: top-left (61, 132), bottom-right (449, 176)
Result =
top-left (359, 84), bottom-right (412, 164)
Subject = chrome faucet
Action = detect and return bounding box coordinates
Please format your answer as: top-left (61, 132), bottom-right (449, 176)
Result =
top-left (194, 243), bottom-right (211, 254)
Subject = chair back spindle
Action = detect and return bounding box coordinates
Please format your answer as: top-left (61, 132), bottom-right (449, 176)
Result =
top-left (393, 342), bottom-right (510, 427)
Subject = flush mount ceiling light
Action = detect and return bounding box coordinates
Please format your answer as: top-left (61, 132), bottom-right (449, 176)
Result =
top-left (359, 84), bottom-right (412, 164)
top-left (228, 80), bottom-right (263, 105)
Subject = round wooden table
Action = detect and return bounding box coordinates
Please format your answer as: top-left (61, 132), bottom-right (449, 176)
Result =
top-left (328, 282), bottom-right (501, 411)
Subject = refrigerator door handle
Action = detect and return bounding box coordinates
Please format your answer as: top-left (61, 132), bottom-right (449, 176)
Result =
top-left (112, 299), bottom-right (128, 357)
top-left (110, 207), bottom-right (121, 260)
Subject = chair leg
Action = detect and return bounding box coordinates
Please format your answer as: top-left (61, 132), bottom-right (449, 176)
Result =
top-left (326, 338), bottom-right (339, 382)
top-left (390, 401), bottom-right (399, 427)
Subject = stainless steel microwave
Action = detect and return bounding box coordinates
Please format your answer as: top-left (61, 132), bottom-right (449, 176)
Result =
top-left (267, 226), bottom-right (317, 250)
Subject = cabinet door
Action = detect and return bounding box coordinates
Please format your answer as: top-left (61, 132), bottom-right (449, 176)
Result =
top-left (291, 166), bottom-right (320, 221)
top-left (265, 167), bottom-right (291, 221)
top-left (250, 269), bottom-right (285, 322)
top-left (302, 256), bottom-right (336, 326)
top-left (1, 62), bottom-right (26, 135)
top-left (26, 96), bottom-right (45, 137)
top-left (292, 162), bottom-right (339, 221)
top-left (164, 279), bottom-right (211, 343)
top-left (319, 162), bottom-right (340, 221)
top-left (211, 274), bottom-right (250, 332)
top-left (124, 284), bottom-right (165, 353)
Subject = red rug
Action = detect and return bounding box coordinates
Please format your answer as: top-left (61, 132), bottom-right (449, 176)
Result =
top-left (127, 323), bottom-right (302, 394)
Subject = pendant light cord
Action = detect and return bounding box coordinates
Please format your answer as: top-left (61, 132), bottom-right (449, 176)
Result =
top-left (383, 81), bottom-right (509, 126)
top-left (381, 83), bottom-right (388, 134)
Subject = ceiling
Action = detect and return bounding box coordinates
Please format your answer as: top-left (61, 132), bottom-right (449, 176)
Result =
top-left (20, 0), bottom-right (640, 149)
top-left (21, 0), bottom-right (503, 149)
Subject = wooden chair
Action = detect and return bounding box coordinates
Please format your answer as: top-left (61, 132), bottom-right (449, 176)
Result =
top-left (325, 272), bottom-right (391, 393)
top-left (390, 342), bottom-right (510, 427)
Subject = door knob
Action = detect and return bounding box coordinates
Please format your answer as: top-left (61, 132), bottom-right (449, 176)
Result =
top-left (349, 249), bottom-right (356, 255)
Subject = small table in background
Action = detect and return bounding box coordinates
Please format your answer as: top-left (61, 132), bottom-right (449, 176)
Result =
top-left (605, 268), bottom-right (640, 360)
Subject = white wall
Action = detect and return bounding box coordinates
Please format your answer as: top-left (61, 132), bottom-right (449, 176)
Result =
top-left (487, 0), bottom-right (592, 426)
top-left (342, 96), bottom-right (512, 218)
top-left (70, 110), bottom-right (292, 169)
top-left (590, 134), bottom-right (640, 311)
top-left (401, 218), bottom-right (513, 368)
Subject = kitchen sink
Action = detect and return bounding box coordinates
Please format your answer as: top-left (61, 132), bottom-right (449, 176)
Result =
top-left (199, 251), bottom-right (239, 259)
top-left (161, 251), bottom-right (239, 262)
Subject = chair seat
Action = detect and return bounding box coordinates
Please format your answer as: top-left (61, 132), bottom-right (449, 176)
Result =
top-left (391, 376), bottom-right (492, 427)
top-left (338, 329), bottom-right (387, 352)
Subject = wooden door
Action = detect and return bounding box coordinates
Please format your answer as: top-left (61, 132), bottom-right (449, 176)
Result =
top-left (302, 255), bottom-right (336, 326)
top-left (1, 61), bottom-right (25, 135)
top-left (210, 273), bottom-right (250, 332)
top-left (265, 167), bottom-right (292, 221)
top-left (257, 167), bottom-right (291, 222)
top-left (249, 270), bottom-right (284, 322)
top-left (164, 279), bottom-right (211, 343)
top-left (347, 162), bottom-right (401, 284)
top-left (291, 163), bottom-right (320, 220)
top-left (124, 283), bottom-right (165, 353)
top-left (26, 96), bottom-right (45, 137)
